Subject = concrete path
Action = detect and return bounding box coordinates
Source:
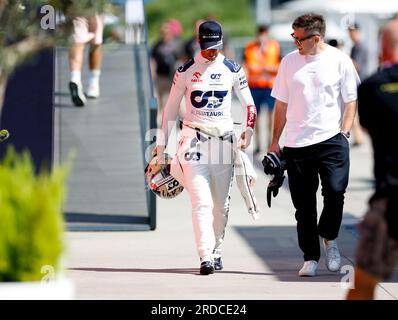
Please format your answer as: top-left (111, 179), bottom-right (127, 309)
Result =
top-left (55, 45), bottom-right (149, 231)
top-left (65, 96), bottom-right (398, 299)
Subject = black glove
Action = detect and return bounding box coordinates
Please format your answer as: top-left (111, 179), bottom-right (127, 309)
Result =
top-left (262, 152), bottom-right (283, 175)
top-left (266, 173), bottom-right (285, 208)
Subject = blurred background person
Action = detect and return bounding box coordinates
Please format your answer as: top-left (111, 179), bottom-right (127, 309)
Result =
top-left (183, 18), bottom-right (205, 62)
top-left (168, 18), bottom-right (184, 55)
top-left (349, 23), bottom-right (369, 80)
top-left (150, 21), bottom-right (184, 125)
top-left (243, 25), bottom-right (280, 154)
top-left (168, 18), bottom-right (183, 38)
top-left (69, 15), bottom-right (104, 107)
top-left (348, 23), bottom-right (368, 146)
top-left (346, 19), bottom-right (398, 300)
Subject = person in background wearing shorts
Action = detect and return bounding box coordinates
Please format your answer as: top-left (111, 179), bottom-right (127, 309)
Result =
top-left (69, 15), bottom-right (104, 107)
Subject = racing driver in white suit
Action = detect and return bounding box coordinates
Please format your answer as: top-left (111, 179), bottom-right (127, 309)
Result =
top-left (154, 20), bottom-right (257, 275)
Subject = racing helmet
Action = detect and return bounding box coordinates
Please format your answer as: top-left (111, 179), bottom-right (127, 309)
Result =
top-left (145, 153), bottom-right (184, 199)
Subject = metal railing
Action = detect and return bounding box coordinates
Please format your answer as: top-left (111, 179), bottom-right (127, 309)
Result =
top-left (132, 0), bottom-right (157, 230)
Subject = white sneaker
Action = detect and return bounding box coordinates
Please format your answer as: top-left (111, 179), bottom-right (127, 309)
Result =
top-left (323, 238), bottom-right (341, 272)
top-left (69, 81), bottom-right (86, 106)
top-left (86, 81), bottom-right (100, 99)
top-left (298, 260), bottom-right (318, 277)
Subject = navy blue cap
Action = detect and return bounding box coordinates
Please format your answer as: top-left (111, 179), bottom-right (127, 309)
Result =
top-left (198, 20), bottom-right (223, 50)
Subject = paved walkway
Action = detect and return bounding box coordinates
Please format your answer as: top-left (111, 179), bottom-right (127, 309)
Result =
top-left (55, 45), bottom-right (149, 231)
top-left (66, 95), bottom-right (398, 299)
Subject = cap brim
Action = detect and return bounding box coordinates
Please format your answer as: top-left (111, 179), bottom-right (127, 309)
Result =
top-left (200, 40), bottom-right (223, 50)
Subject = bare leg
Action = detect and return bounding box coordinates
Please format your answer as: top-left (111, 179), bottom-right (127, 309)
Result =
top-left (69, 44), bottom-right (85, 73)
top-left (89, 44), bottom-right (102, 71)
top-left (68, 44), bottom-right (86, 106)
top-left (87, 44), bottom-right (102, 98)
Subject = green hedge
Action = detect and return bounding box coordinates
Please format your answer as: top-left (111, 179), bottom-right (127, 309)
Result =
top-left (0, 147), bottom-right (71, 282)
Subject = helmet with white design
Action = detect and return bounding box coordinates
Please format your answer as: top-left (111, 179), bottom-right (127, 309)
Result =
top-left (145, 153), bottom-right (184, 199)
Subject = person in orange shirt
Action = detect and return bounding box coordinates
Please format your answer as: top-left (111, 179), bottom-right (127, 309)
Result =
top-left (244, 25), bottom-right (280, 154)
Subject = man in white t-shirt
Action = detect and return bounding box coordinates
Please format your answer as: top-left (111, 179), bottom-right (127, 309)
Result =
top-left (268, 13), bottom-right (360, 277)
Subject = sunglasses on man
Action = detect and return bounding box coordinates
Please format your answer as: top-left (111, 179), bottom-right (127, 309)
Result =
top-left (291, 32), bottom-right (320, 46)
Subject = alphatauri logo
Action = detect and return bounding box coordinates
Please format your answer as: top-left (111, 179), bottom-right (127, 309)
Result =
top-left (210, 74), bottom-right (221, 80)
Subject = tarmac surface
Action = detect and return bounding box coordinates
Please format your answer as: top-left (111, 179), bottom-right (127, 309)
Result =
top-left (62, 45), bottom-right (398, 300)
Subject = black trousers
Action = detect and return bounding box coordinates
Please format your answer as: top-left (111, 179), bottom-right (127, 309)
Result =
top-left (284, 133), bottom-right (350, 262)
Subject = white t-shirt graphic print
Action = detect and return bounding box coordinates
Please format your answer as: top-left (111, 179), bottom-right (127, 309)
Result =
top-left (271, 45), bottom-right (360, 147)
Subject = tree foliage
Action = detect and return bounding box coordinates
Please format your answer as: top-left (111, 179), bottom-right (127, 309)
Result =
top-left (0, 0), bottom-right (107, 115)
top-left (0, 0), bottom-right (106, 77)
top-left (145, 0), bottom-right (256, 44)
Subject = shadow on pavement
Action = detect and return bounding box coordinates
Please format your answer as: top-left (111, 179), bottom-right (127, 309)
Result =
top-left (65, 212), bottom-right (148, 224)
top-left (54, 91), bottom-right (71, 98)
top-left (234, 223), bottom-right (358, 282)
top-left (68, 267), bottom-right (273, 277)
top-left (54, 103), bottom-right (75, 109)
